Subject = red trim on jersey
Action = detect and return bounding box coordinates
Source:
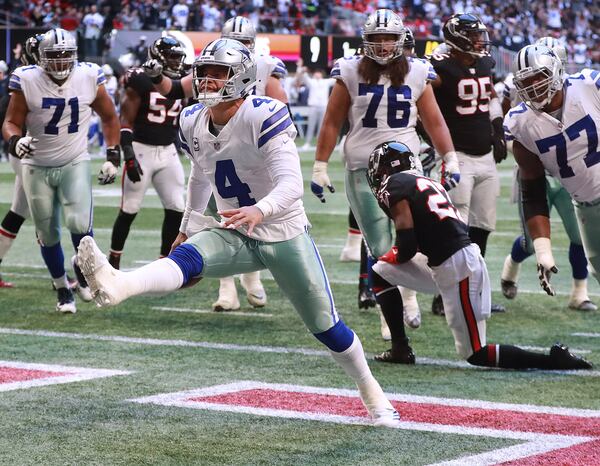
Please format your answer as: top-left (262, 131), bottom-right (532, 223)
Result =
top-left (0, 228), bottom-right (16, 239)
top-left (487, 343), bottom-right (498, 367)
top-left (348, 228), bottom-right (361, 235)
top-left (459, 277), bottom-right (482, 352)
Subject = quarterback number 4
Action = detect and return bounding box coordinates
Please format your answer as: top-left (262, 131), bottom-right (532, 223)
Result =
top-left (358, 84), bottom-right (411, 128)
top-left (535, 115), bottom-right (600, 179)
top-left (42, 97), bottom-right (78, 135)
top-left (215, 159), bottom-right (256, 207)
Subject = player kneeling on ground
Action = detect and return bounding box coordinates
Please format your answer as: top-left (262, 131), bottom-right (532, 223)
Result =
top-left (77, 39), bottom-right (402, 427)
top-left (365, 140), bottom-right (592, 370)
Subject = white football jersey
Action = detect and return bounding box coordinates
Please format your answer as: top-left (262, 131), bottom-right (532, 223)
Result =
top-left (253, 54), bottom-right (287, 97)
top-left (9, 62), bottom-right (105, 167)
top-left (502, 72), bottom-right (520, 108)
top-left (330, 56), bottom-right (437, 170)
top-left (178, 96), bottom-right (308, 242)
top-left (504, 69), bottom-right (600, 203)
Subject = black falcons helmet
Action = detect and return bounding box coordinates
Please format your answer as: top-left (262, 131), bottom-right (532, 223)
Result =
top-left (367, 141), bottom-right (422, 197)
top-left (404, 27), bottom-right (415, 52)
top-left (21, 34), bottom-right (45, 66)
top-left (148, 36), bottom-right (186, 78)
top-left (442, 13), bottom-right (491, 57)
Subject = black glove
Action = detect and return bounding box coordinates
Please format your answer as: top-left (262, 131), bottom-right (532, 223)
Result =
top-left (491, 117), bottom-right (507, 164)
top-left (120, 129), bottom-right (143, 183)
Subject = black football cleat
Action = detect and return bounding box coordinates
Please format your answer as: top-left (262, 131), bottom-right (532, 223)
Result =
top-left (549, 343), bottom-right (593, 370)
top-left (358, 285), bottom-right (377, 310)
top-left (374, 339), bottom-right (416, 364)
top-left (501, 279), bottom-right (518, 299)
top-left (491, 303), bottom-right (506, 313)
top-left (431, 294), bottom-right (445, 316)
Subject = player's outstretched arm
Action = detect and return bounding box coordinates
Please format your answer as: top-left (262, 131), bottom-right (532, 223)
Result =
top-left (513, 140), bottom-right (557, 295)
top-left (311, 81), bottom-right (350, 202)
top-left (119, 87), bottom-right (144, 183)
top-left (143, 59), bottom-right (194, 99)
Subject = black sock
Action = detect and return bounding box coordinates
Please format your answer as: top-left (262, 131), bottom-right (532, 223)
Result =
top-left (110, 210), bottom-right (137, 253)
top-left (161, 209), bottom-right (183, 257)
top-left (372, 271), bottom-right (407, 343)
top-left (358, 239), bottom-right (369, 288)
top-left (1, 210), bottom-right (26, 235)
top-left (348, 209), bottom-right (359, 230)
top-left (468, 344), bottom-right (553, 369)
top-left (469, 227), bottom-right (490, 257)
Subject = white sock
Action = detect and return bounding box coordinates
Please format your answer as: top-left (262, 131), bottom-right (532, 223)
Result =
top-left (570, 279), bottom-right (589, 304)
top-left (343, 230), bottom-right (362, 250)
top-left (501, 254), bottom-right (521, 282)
top-left (0, 233), bottom-right (15, 260)
top-left (329, 333), bottom-right (394, 415)
top-left (52, 274), bottom-right (69, 290)
top-left (240, 271), bottom-right (261, 289)
top-left (122, 258), bottom-right (184, 298)
top-left (219, 276), bottom-right (237, 294)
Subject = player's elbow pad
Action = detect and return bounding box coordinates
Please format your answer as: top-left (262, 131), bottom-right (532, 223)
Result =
top-left (165, 79), bottom-right (185, 100)
top-left (394, 228), bottom-right (418, 263)
top-left (521, 177), bottom-right (549, 221)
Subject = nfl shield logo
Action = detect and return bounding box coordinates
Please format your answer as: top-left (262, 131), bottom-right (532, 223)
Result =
top-left (214, 142), bottom-right (221, 150)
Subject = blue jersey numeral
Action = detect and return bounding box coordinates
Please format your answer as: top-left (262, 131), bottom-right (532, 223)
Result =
top-left (358, 84), bottom-right (411, 128)
top-left (535, 115), bottom-right (600, 179)
top-left (215, 159), bottom-right (256, 207)
top-left (252, 97), bottom-right (273, 108)
top-left (42, 97), bottom-right (79, 135)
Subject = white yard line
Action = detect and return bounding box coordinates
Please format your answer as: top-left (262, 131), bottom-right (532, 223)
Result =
top-left (0, 327), bottom-right (596, 377)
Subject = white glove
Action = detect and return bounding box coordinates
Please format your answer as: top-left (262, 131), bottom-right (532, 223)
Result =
top-left (98, 161), bottom-right (119, 185)
top-left (441, 151), bottom-right (460, 191)
top-left (142, 58), bottom-right (163, 79)
top-left (533, 237), bottom-right (559, 296)
top-left (13, 136), bottom-right (38, 158)
top-left (311, 161), bottom-right (335, 202)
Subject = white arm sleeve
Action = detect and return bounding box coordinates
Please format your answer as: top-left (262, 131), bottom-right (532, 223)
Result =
top-left (180, 160), bottom-right (213, 233)
top-left (254, 135), bottom-right (304, 218)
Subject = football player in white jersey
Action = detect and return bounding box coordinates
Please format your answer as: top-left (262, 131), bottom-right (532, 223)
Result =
top-left (143, 17), bottom-right (290, 313)
top-left (500, 38), bottom-right (596, 311)
top-left (76, 39), bottom-right (402, 428)
top-left (311, 9), bottom-right (458, 361)
top-left (2, 28), bottom-right (121, 313)
top-left (505, 44), bottom-right (600, 295)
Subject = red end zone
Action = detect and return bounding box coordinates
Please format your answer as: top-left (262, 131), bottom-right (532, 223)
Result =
top-left (131, 381), bottom-right (600, 465)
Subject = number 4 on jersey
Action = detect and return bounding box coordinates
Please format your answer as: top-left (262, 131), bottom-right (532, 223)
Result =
top-left (215, 159), bottom-right (256, 207)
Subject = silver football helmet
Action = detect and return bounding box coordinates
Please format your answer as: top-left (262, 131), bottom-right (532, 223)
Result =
top-left (362, 9), bottom-right (406, 65)
top-left (221, 17), bottom-right (257, 52)
top-left (513, 44), bottom-right (564, 111)
top-left (39, 28), bottom-right (78, 80)
top-left (192, 39), bottom-right (256, 107)
top-left (535, 37), bottom-right (567, 67)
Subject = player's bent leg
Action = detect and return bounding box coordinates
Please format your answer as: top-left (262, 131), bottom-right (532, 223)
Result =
top-left (501, 236), bottom-right (532, 299)
top-left (315, 321), bottom-right (401, 428)
top-left (574, 201), bottom-right (600, 286)
top-left (77, 236), bottom-right (190, 306)
top-left (340, 210), bottom-right (362, 262)
top-left (567, 243), bottom-right (596, 311)
top-left (240, 271), bottom-right (267, 307)
top-left (0, 210), bottom-right (27, 288)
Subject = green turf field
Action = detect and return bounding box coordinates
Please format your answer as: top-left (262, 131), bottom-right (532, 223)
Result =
top-left (0, 146), bottom-right (598, 465)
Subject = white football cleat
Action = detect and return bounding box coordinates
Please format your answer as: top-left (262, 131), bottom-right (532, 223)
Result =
top-left (213, 276), bottom-right (240, 312)
top-left (400, 287), bottom-right (421, 329)
top-left (71, 255), bottom-right (93, 302)
top-left (240, 271), bottom-right (267, 307)
top-left (339, 232), bottom-right (362, 262)
top-left (372, 408), bottom-right (401, 428)
top-left (77, 236), bottom-right (127, 307)
top-left (379, 310), bottom-right (391, 341)
top-left (56, 287), bottom-right (76, 314)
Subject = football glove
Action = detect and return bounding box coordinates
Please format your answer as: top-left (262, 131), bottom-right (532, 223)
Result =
top-left (142, 58), bottom-right (163, 83)
top-left (8, 136), bottom-right (38, 159)
top-left (311, 160), bottom-right (335, 203)
top-left (120, 129), bottom-right (143, 183)
top-left (491, 117), bottom-right (507, 163)
top-left (533, 237), bottom-right (558, 296)
top-left (419, 145), bottom-right (437, 178)
top-left (98, 146), bottom-right (121, 185)
top-left (441, 151), bottom-right (460, 191)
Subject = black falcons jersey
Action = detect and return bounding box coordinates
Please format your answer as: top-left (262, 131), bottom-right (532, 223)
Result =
top-left (124, 68), bottom-right (183, 146)
top-left (432, 55), bottom-right (495, 155)
top-left (377, 172), bottom-right (471, 267)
